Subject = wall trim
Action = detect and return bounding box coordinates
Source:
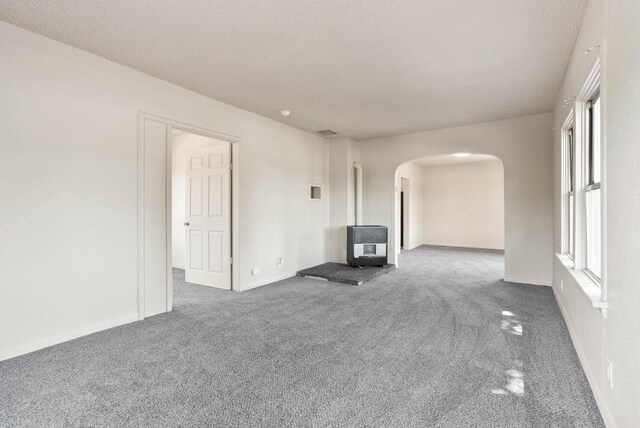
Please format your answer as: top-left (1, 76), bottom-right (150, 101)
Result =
top-left (0, 314), bottom-right (139, 362)
top-left (421, 242), bottom-right (506, 251)
top-left (240, 272), bottom-right (297, 291)
top-left (553, 287), bottom-right (616, 428)
top-left (503, 276), bottom-right (551, 287)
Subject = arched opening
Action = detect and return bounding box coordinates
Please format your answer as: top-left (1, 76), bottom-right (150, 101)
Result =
top-left (393, 153), bottom-right (505, 275)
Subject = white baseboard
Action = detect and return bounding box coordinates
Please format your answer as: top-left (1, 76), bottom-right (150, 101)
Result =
top-left (0, 313), bottom-right (139, 362)
top-left (503, 276), bottom-right (551, 286)
top-left (172, 263), bottom-right (185, 269)
top-left (421, 242), bottom-right (506, 251)
top-left (240, 272), bottom-right (296, 292)
top-left (553, 287), bottom-right (617, 428)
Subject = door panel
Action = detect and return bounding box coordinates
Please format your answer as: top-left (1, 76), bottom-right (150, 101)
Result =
top-left (190, 177), bottom-right (203, 216)
top-left (208, 231), bottom-right (223, 273)
top-left (189, 230), bottom-right (203, 270)
top-left (185, 144), bottom-right (231, 289)
top-left (190, 155), bottom-right (205, 170)
top-left (208, 176), bottom-right (223, 216)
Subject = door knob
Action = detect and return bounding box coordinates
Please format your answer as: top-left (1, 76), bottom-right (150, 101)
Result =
top-left (184, 222), bottom-right (190, 226)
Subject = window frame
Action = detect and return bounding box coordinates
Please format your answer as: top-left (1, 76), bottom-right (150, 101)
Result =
top-left (584, 92), bottom-right (602, 282)
top-left (561, 86), bottom-right (602, 287)
top-left (565, 126), bottom-right (575, 259)
top-left (557, 57), bottom-right (606, 308)
top-left (586, 92), bottom-right (601, 190)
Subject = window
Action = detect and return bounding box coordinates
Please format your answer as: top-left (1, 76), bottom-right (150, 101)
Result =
top-left (561, 85), bottom-right (603, 286)
top-left (585, 94), bottom-right (601, 279)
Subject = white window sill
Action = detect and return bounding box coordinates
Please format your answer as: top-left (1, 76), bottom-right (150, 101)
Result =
top-left (555, 253), bottom-right (608, 309)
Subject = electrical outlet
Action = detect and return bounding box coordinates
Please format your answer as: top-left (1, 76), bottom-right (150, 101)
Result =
top-left (606, 359), bottom-right (613, 389)
top-left (251, 268), bottom-right (260, 276)
top-left (277, 258), bottom-right (285, 267)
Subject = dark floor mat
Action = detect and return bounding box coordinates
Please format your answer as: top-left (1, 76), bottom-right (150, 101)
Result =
top-left (296, 262), bottom-right (395, 285)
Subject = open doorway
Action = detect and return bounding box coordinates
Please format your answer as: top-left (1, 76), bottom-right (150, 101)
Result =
top-left (171, 129), bottom-right (232, 297)
top-left (400, 177), bottom-right (410, 250)
top-left (394, 153), bottom-right (505, 273)
top-left (138, 114), bottom-right (238, 320)
top-left (400, 190), bottom-right (404, 249)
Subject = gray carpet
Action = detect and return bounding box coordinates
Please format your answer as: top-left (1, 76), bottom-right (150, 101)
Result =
top-left (297, 262), bottom-right (395, 285)
top-left (0, 246), bottom-right (604, 427)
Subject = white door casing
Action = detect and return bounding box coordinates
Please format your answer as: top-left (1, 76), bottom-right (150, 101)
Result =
top-left (142, 118), bottom-right (171, 318)
top-left (184, 145), bottom-right (231, 289)
top-left (139, 112), bottom-right (239, 320)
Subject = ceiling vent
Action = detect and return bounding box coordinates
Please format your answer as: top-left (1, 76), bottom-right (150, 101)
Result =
top-left (317, 129), bottom-right (339, 137)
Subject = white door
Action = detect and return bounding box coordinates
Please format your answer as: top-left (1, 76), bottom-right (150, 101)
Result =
top-left (184, 144), bottom-right (231, 289)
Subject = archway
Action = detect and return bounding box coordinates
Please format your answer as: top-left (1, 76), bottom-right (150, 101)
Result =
top-left (357, 114), bottom-right (553, 286)
top-left (393, 153), bottom-right (505, 272)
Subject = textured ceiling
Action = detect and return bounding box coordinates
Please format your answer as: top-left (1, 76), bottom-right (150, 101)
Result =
top-left (0, 0), bottom-right (587, 139)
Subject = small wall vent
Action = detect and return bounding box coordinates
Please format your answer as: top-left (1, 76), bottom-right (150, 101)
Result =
top-left (309, 185), bottom-right (322, 200)
top-left (317, 129), bottom-right (339, 137)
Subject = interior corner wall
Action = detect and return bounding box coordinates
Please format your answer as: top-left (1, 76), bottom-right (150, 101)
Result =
top-left (551, 0), bottom-right (640, 426)
top-left (395, 162), bottom-right (423, 251)
top-left (421, 159), bottom-right (505, 250)
top-left (347, 140), bottom-right (359, 226)
top-left (0, 21), bottom-right (329, 360)
top-left (359, 112), bottom-right (553, 286)
top-left (328, 137), bottom-right (359, 263)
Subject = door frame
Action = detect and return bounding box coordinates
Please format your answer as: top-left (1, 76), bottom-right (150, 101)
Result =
top-left (400, 190), bottom-right (404, 249)
top-left (137, 111), bottom-right (240, 319)
top-left (400, 177), bottom-right (410, 251)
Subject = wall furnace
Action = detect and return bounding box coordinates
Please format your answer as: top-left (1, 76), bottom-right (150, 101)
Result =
top-left (347, 225), bottom-right (388, 267)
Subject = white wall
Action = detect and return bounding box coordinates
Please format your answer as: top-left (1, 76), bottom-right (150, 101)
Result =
top-left (420, 159), bottom-right (504, 250)
top-left (396, 162), bottom-right (423, 250)
top-left (171, 132), bottom-right (227, 269)
top-left (552, 1), bottom-right (640, 426)
top-left (553, 0), bottom-right (607, 417)
top-left (0, 22), bottom-right (329, 360)
top-left (359, 113), bottom-right (553, 286)
top-left (606, 2), bottom-right (640, 425)
top-left (551, 0), bottom-right (608, 423)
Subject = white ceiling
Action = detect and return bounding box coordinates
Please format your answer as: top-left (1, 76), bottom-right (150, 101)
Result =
top-left (413, 154), bottom-right (498, 167)
top-left (0, 0), bottom-right (587, 140)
